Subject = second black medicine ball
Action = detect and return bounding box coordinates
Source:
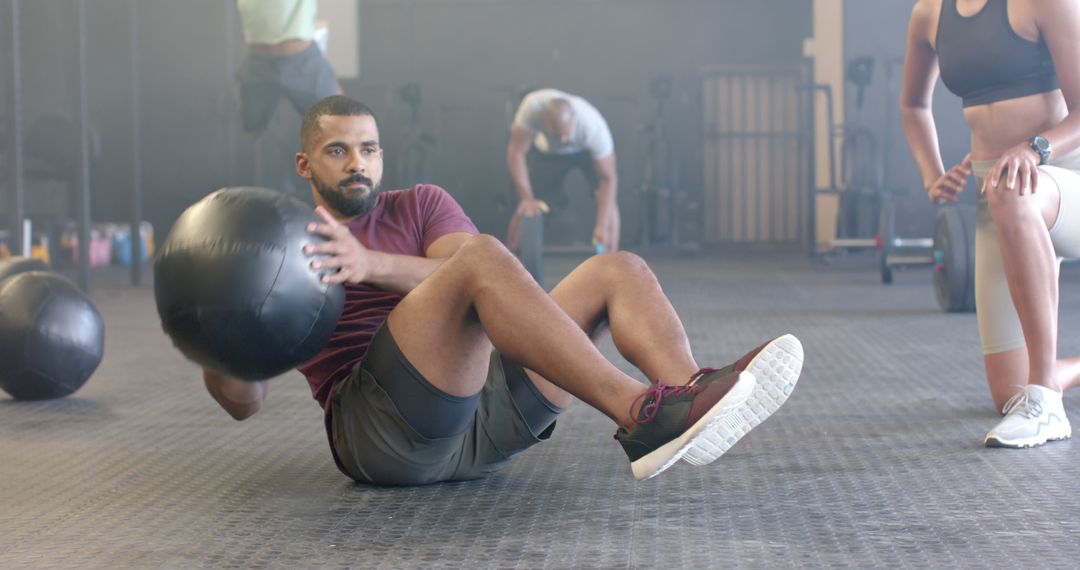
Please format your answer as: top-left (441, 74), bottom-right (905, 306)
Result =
top-left (153, 187), bottom-right (345, 380)
top-left (0, 256), bottom-right (51, 285)
top-left (0, 271), bottom-right (105, 400)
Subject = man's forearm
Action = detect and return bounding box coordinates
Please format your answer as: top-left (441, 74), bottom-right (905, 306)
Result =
top-left (204, 369), bottom-right (268, 421)
top-left (363, 250), bottom-right (448, 294)
top-left (507, 151), bottom-right (534, 201)
top-left (595, 179), bottom-right (616, 205)
top-left (594, 180), bottom-right (617, 218)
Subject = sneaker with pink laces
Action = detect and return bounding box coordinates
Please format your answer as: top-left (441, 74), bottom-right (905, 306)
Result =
top-left (615, 370), bottom-right (755, 481)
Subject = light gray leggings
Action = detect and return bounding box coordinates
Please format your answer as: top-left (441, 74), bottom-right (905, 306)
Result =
top-left (973, 147), bottom-right (1080, 354)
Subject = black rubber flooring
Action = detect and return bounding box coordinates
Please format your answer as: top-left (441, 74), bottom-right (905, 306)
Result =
top-left (3, 255), bottom-right (1080, 569)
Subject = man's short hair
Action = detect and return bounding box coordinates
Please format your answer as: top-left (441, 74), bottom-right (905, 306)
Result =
top-left (300, 95), bottom-right (377, 151)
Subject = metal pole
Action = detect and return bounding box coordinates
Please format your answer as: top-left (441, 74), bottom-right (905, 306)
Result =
top-left (804, 62), bottom-right (817, 256)
top-left (224, 0), bottom-right (237, 185)
top-left (75, 0), bottom-right (91, 292)
top-left (129, 0), bottom-right (143, 285)
top-left (8, 0), bottom-right (25, 257)
top-left (882, 57), bottom-right (900, 191)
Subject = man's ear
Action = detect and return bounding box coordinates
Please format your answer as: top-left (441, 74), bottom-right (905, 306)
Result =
top-left (295, 152), bottom-right (312, 180)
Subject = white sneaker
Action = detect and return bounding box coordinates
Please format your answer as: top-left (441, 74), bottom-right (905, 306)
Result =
top-left (984, 384), bottom-right (1072, 448)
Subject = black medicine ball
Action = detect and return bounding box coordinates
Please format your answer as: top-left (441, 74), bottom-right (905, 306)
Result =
top-left (153, 187), bottom-right (345, 380)
top-left (0, 256), bottom-right (51, 284)
top-left (0, 271), bottom-right (105, 400)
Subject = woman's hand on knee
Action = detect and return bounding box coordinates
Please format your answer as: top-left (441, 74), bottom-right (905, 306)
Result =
top-left (985, 144), bottom-right (1041, 197)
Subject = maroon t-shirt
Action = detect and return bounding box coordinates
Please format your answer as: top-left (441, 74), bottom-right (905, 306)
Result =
top-left (297, 184), bottom-right (478, 410)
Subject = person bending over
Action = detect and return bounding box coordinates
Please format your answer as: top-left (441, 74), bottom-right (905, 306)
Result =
top-left (506, 89), bottom-right (620, 254)
top-left (202, 95), bottom-right (804, 484)
top-left (901, 0), bottom-right (1080, 447)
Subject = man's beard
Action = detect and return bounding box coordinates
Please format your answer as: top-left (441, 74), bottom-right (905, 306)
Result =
top-left (313, 172), bottom-right (381, 217)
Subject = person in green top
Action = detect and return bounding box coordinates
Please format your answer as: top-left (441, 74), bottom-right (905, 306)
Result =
top-left (235, 0), bottom-right (342, 199)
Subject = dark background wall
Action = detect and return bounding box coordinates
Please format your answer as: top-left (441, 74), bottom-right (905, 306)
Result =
top-left (2, 0), bottom-right (241, 248)
top-left (3, 0), bottom-right (812, 246)
top-left (842, 0), bottom-right (972, 238)
top-left (347, 0), bottom-right (813, 239)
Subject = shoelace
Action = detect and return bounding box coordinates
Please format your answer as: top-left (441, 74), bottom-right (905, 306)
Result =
top-left (689, 367), bottom-right (720, 386)
top-left (1001, 388), bottom-right (1043, 419)
top-left (630, 381), bottom-right (701, 425)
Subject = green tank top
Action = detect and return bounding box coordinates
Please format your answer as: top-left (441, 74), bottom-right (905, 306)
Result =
top-left (237, 0), bottom-right (316, 44)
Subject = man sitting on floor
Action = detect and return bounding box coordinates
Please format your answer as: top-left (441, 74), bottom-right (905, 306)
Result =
top-left (201, 95), bottom-right (805, 484)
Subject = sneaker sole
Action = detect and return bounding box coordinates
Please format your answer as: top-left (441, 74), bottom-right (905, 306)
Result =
top-left (984, 426), bottom-right (1072, 449)
top-left (631, 372), bottom-right (756, 481)
top-left (682, 334), bottom-right (804, 466)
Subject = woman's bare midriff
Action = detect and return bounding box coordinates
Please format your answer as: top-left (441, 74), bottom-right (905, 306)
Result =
top-left (963, 90), bottom-right (1067, 159)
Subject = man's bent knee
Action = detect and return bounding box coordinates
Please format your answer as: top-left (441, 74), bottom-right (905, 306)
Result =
top-left (455, 234), bottom-right (516, 263)
top-left (449, 234), bottom-right (528, 283)
top-left (586, 250), bottom-right (654, 282)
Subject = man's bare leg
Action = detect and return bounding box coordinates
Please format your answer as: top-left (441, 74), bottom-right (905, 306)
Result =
top-left (387, 236), bottom-right (785, 478)
top-left (387, 235), bottom-right (651, 428)
top-left (517, 251), bottom-right (701, 409)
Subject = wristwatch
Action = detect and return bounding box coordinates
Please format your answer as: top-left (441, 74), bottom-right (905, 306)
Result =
top-left (1029, 135), bottom-right (1051, 165)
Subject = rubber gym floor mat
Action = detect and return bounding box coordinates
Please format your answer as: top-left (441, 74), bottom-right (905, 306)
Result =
top-left (2, 259), bottom-right (1079, 569)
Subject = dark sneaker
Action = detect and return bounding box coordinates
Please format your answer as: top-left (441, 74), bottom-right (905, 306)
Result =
top-left (682, 334), bottom-right (803, 466)
top-left (616, 371), bottom-right (755, 481)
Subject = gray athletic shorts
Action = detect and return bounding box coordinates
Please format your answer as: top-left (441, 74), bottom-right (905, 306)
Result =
top-left (235, 43), bottom-right (340, 133)
top-left (328, 325), bottom-right (557, 486)
top-left (973, 146), bottom-right (1080, 354)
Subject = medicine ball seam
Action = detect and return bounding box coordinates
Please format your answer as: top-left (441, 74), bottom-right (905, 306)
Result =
top-left (17, 369), bottom-right (77, 392)
top-left (289, 287), bottom-right (334, 357)
top-left (36, 324), bottom-right (105, 360)
top-left (0, 276), bottom-right (52, 377)
top-left (265, 198), bottom-right (326, 358)
top-left (157, 239), bottom-right (283, 322)
top-left (253, 244), bottom-right (289, 344)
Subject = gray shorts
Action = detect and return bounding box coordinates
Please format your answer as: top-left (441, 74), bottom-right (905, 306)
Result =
top-left (972, 147), bottom-right (1080, 354)
top-left (328, 325), bottom-right (557, 486)
top-left (236, 43), bottom-right (340, 133)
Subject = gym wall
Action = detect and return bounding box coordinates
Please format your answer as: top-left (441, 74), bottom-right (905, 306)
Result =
top-left (345, 0), bottom-right (812, 241)
top-left (3, 1), bottom-right (812, 247)
top-left (2, 0), bottom-right (241, 249)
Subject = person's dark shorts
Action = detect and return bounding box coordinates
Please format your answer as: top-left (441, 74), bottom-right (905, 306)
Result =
top-left (236, 43), bottom-right (340, 133)
top-left (527, 149), bottom-right (600, 210)
top-left (329, 324), bottom-right (559, 486)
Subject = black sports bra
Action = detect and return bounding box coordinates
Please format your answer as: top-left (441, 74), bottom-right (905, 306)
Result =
top-left (936, 0), bottom-right (1058, 108)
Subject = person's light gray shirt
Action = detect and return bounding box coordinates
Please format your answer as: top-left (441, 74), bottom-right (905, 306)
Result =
top-left (513, 89), bottom-right (614, 158)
